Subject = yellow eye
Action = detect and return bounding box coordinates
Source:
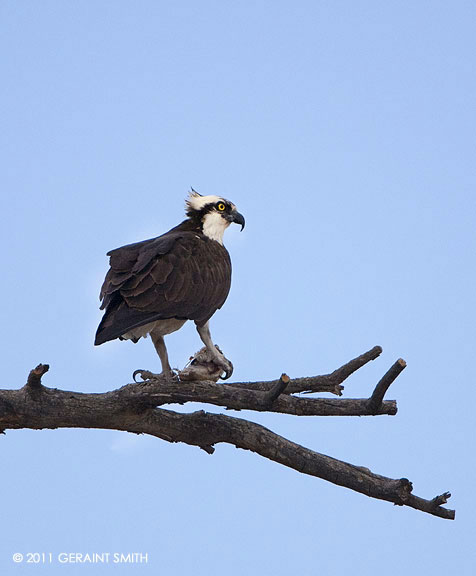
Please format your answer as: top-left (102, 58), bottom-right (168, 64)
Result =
top-left (217, 202), bottom-right (226, 211)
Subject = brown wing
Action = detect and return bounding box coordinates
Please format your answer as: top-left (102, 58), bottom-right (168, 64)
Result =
top-left (95, 229), bottom-right (231, 345)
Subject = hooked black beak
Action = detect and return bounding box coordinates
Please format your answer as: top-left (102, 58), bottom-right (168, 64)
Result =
top-left (231, 211), bottom-right (245, 231)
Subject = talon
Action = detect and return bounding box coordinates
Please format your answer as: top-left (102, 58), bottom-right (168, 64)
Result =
top-left (133, 369), bottom-right (147, 382)
top-left (217, 358), bottom-right (233, 380)
top-left (132, 369), bottom-right (172, 382)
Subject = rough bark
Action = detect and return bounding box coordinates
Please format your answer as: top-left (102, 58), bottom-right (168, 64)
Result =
top-left (0, 347), bottom-right (454, 520)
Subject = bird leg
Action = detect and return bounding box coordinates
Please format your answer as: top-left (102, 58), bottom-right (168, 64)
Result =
top-left (150, 332), bottom-right (173, 374)
top-left (195, 321), bottom-right (233, 379)
top-left (132, 331), bottom-right (176, 382)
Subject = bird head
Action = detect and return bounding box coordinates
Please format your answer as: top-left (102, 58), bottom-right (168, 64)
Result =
top-left (185, 190), bottom-right (245, 244)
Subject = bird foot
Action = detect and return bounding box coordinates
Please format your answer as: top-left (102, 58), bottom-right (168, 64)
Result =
top-left (132, 369), bottom-right (178, 383)
top-left (179, 346), bottom-right (233, 381)
top-left (212, 352), bottom-right (233, 380)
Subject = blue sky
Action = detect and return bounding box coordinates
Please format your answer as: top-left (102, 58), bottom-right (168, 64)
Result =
top-left (1, 1), bottom-right (475, 574)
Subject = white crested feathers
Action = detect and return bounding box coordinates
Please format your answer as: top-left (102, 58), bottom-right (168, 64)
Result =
top-left (186, 191), bottom-right (222, 211)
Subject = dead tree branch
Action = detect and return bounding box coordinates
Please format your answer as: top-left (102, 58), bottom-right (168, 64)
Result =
top-left (0, 346), bottom-right (454, 520)
top-left (367, 358), bottom-right (406, 413)
top-left (26, 363), bottom-right (50, 389)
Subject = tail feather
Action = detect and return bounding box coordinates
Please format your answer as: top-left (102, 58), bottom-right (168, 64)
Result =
top-left (95, 298), bottom-right (165, 345)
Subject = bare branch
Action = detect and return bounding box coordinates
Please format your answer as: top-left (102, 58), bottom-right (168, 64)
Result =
top-left (0, 350), bottom-right (454, 520)
top-left (367, 358), bottom-right (406, 413)
top-left (26, 363), bottom-right (49, 389)
top-left (138, 409), bottom-right (454, 521)
top-left (230, 345), bottom-right (383, 396)
top-left (431, 492), bottom-right (452, 507)
top-left (260, 373), bottom-right (290, 406)
top-left (132, 378), bottom-right (397, 416)
top-left (401, 491), bottom-right (454, 520)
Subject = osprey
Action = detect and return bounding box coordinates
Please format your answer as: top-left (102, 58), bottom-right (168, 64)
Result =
top-left (94, 191), bottom-right (244, 379)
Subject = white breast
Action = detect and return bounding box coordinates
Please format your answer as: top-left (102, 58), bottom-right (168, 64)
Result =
top-left (122, 318), bottom-right (187, 341)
